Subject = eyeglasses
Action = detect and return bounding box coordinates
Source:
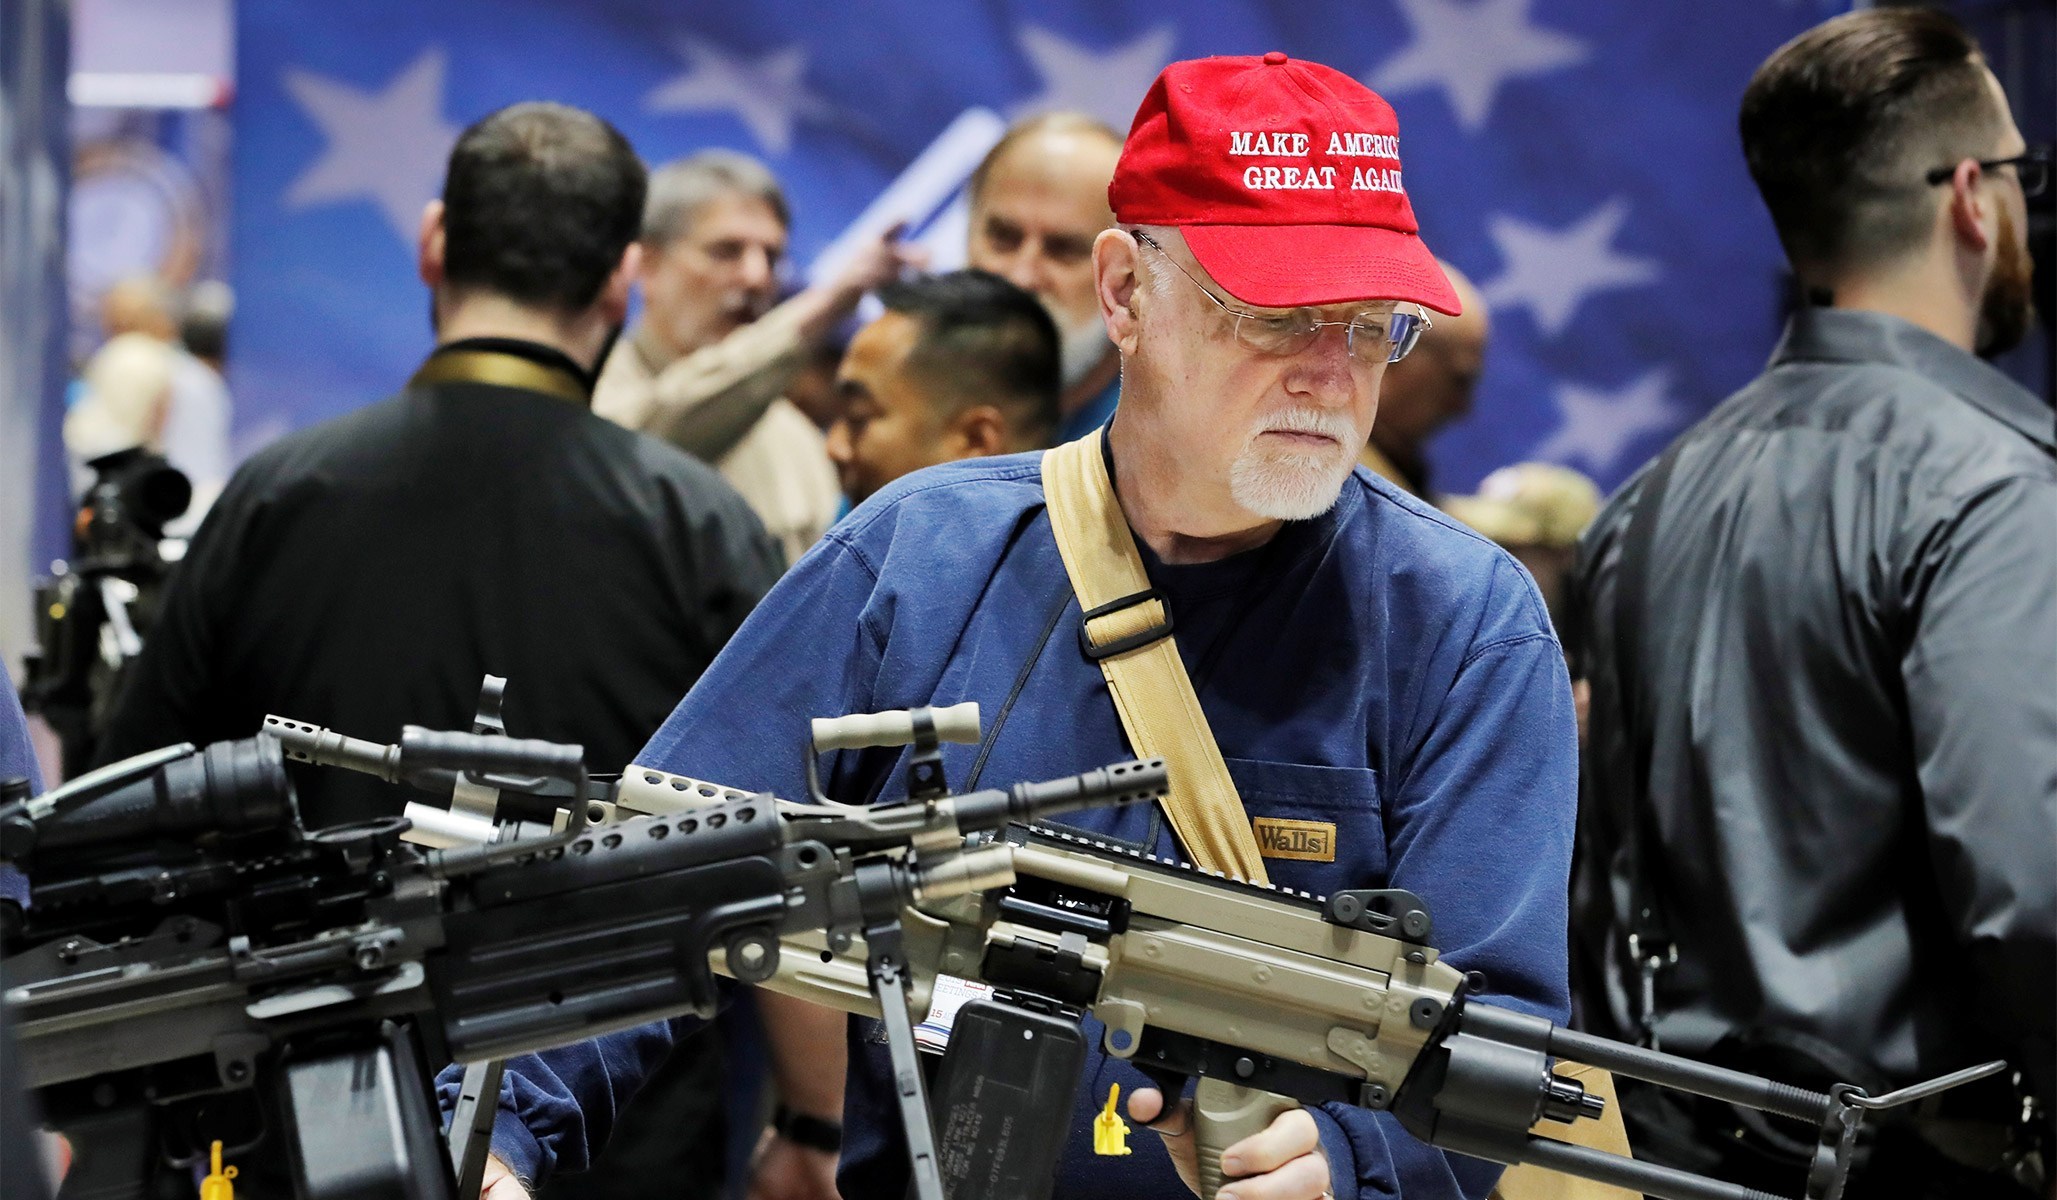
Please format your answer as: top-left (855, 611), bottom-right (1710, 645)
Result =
top-left (1925, 144), bottom-right (2050, 199)
top-left (1133, 231), bottom-right (1431, 364)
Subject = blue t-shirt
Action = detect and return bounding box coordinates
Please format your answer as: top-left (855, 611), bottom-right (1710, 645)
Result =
top-left (474, 449), bottom-right (1577, 1199)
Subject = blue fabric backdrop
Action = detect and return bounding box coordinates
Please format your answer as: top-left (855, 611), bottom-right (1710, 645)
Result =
top-left (231, 0), bottom-right (1848, 494)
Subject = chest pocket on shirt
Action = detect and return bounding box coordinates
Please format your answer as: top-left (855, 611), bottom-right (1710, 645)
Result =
top-left (1224, 758), bottom-right (1386, 898)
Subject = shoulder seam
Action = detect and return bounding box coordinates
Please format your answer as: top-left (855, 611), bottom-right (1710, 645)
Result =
top-left (1458, 630), bottom-right (1560, 673)
top-left (814, 531), bottom-right (891, 650)
top-left (1349, 472), bottom-right (1505, 550)
top-left (821, 530), bottom-right (884, 585)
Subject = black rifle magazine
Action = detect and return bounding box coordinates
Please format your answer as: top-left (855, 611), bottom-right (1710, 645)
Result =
top-left (930, 998), bottom-right (1087, 1200)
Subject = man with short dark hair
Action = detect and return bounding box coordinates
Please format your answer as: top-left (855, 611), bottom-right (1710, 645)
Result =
top-left (596, 150), bottom-right (919, 565)
top-left (826, 269), bottom-right (1060, 505)
top-left (99, 106), bottom-right (781, 1200)
top-left (1572, 10), bottom-right (2053, 1196)
top-left (966, 112), bottom-right (1126, 441)
top-left (100, 99), bottom-right (780, 849)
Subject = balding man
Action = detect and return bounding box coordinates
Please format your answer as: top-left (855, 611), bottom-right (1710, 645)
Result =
top-left (966, 113), bottom-right (1126, 442)
top-left (1358, 262), bottom-right (1487, 498)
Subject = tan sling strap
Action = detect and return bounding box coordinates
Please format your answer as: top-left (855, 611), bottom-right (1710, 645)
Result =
top-left (1040, 429), bottom-right (1270, 885)
top-left (1045, 431), bottom-right (1635, 1192)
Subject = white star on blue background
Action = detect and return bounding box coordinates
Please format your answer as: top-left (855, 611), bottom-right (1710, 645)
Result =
top-left (1531, 368), bottom-right (1682, 472)
top-left (645, 36), bottom-right (833, 156)
top-left (1368, 0), bottom-right (1589, 132)
top-left (282, 48), bottom-right (459, 246)
top-left (1479, 197), bottom-right (1661, 337)
top-left (1011, 25), bottom-right (1178, 129)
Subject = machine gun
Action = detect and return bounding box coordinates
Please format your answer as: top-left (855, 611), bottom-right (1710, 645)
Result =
top-left (723, 825), bottom-right (2005, 1200)
top-left (3, 686), bottom-right (2003, 1200)
top-left (388, 690), bottom-right (2008, 1200)
top-left (0, 710), bottom-right (1165, 1200)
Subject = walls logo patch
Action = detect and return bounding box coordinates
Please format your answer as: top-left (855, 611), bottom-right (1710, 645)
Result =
top-left (1252, 817), bottom-right (1336, 862)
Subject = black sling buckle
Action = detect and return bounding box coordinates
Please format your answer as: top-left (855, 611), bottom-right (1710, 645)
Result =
top-left (1078, 588), bottom-right (1175, 660)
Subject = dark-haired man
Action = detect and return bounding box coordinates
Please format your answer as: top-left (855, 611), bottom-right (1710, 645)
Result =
top-left (827, 269), bottom-right (1060, 505)
top-left (99, 101), bottom-right (781, 834)
top-left (99, 107), bottom-right (781, 1200)
top-left (1572, 10), bottom-right (2053, 1197)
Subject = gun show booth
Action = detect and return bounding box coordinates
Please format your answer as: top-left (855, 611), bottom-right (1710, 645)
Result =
top-left (2, 2), bottom-right (2050, 1200)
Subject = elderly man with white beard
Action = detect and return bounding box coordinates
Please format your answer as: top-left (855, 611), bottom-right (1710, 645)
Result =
top-left (473, 54), bottom-right (1578, 1200)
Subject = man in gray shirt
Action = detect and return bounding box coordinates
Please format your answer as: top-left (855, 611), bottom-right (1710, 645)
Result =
top-left (1573, 9), bottom-right (2052, 1198)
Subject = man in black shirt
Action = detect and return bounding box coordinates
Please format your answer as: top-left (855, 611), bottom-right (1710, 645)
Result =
top-left (95, 102), bottom-right (781, 1199)
top-left (1572, 11), bottom-right (2053, 1198)
top-left (98, 103), bottom-right (781, 824)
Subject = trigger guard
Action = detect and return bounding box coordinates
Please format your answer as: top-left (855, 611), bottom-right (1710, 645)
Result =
top-left (1132, 1064), bottom-right (1196, 1135)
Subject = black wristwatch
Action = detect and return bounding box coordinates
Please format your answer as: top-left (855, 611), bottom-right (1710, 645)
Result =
top-left (773, 1103), bottom-right (843, 1153)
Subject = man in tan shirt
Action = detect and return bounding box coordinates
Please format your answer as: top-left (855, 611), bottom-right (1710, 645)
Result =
top-left (596, 150), bottom-right (918, 564)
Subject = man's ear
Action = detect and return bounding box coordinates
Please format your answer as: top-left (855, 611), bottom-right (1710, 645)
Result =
top-left (1094, 228), bottom-right (1144, 356)
top-left (417, 200), bottom-right (447, 289)
top-left (1946, 159), bottom-right (1995, 254)
top-left (947, 405), bottom-right (1008, 458)
top-left (599, 242), bottom-right (644, 326)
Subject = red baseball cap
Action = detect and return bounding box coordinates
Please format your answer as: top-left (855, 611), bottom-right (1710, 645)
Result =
top-left (1109, 52), bottom-right (1461, 315)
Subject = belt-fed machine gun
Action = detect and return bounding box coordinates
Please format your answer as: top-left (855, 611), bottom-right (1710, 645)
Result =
top-left (4, 687), bottom-right (2002, 1200)
top-left (384, 688), bottom-right (2007, 1200)
top-left (747, 821), bottom-right (2005, 1200)
top-left (0, 705), bottom-right (1163, 1200)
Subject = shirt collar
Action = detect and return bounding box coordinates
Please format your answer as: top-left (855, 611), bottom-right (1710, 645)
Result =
top-left (417, 337), bottom-right (595, 404)
top-left (1770, 307), bottom-right (2054, 453)
top-left (1096, 422), bottom-right (1356, 597)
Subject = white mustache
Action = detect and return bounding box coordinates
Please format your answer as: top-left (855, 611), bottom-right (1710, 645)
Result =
top-left (1255, 408), bottom-right (1355, 445)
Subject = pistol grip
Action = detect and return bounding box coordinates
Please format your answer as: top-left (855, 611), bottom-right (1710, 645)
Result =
top-left (1193, 1077), bottom-right (1301, 1200)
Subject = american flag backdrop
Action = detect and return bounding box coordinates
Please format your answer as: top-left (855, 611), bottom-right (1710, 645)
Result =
top-left (229, 0), bottom-right (1854, 495)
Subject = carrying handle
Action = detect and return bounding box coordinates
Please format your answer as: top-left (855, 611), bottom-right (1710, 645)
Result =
top-left (810, 703), bottom-right (981, 753)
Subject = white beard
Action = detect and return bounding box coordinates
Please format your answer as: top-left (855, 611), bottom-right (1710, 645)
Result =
top-left (1056, 312), bottom-right (1112, 390)
top-left (1228, 408), bottom-right (1359, 521)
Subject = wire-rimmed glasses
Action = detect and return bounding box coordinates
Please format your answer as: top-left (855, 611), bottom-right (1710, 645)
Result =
top-left (1133, 230), bottom-right (1431, 365)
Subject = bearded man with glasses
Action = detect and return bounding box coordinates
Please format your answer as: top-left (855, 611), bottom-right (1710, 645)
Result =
top-left (468, 54), bottom-right (1578, 1200)
top-left (1572, 9), bottom-right (2054, 1197)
